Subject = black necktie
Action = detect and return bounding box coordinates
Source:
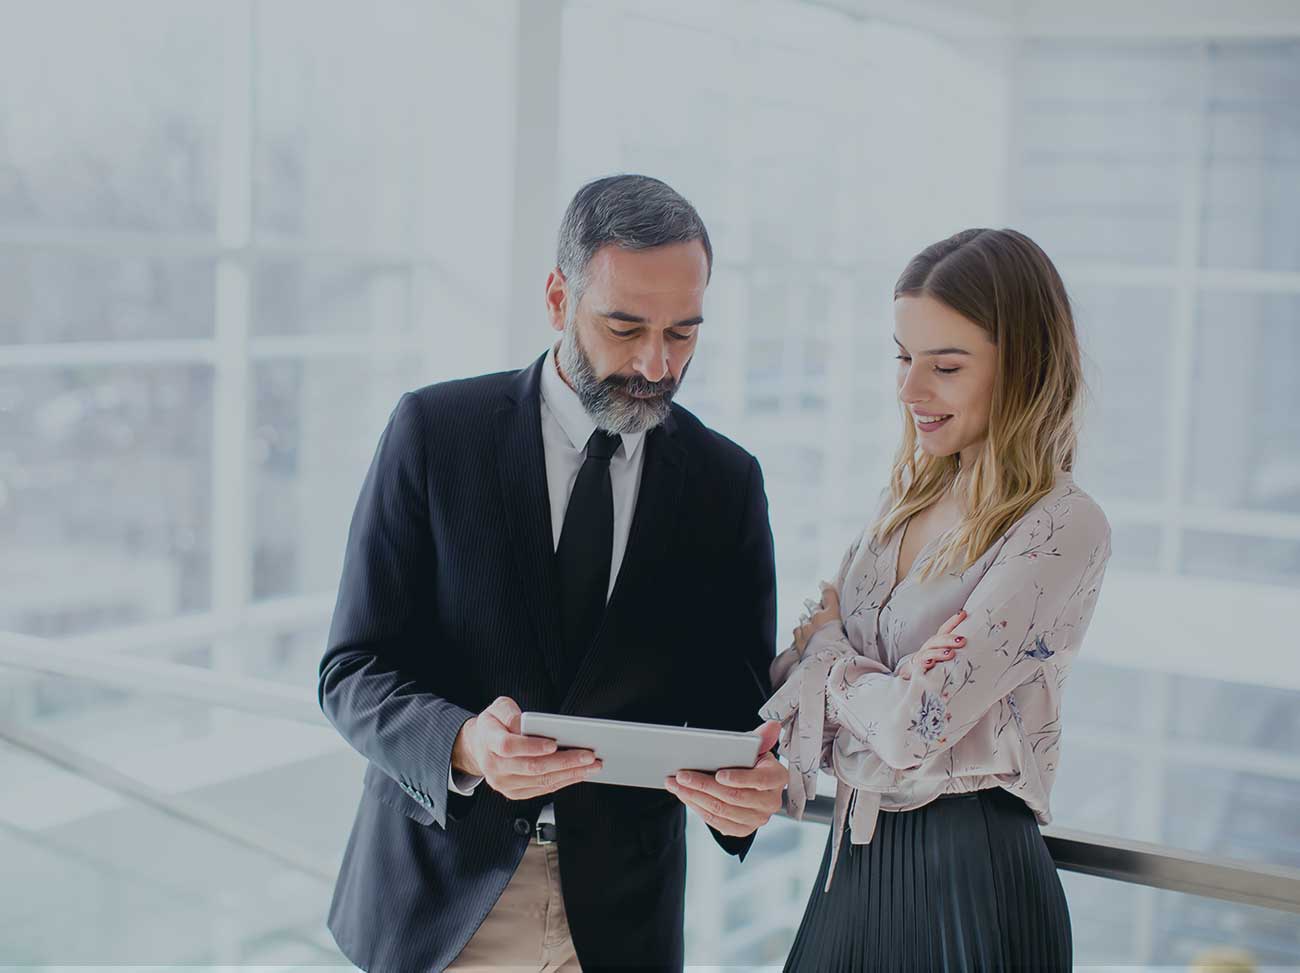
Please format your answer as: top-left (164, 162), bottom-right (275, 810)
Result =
top-left (556, 429), bottom-right (621, 687)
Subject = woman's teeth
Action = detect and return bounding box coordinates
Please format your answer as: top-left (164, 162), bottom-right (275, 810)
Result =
top-left (915, 413), bottom-right (952, 425)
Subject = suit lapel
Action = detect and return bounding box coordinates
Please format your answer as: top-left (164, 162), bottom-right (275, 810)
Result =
top-left (561, 413), bottom-right (686, 713)
top-left (495, 355), bottom-right (566, 698)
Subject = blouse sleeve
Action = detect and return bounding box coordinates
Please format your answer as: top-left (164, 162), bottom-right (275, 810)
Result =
top-left (769, 535), bottom-right (862, 690)
top-left (828, 490), bottom-right (1111, 785)
top-left (760, 529), bottom-right (892, 815)
top-left (768, 486), bottom-right (894, 690)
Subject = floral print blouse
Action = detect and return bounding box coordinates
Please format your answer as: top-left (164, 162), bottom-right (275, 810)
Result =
top-left (760, 473), bottom-right (1111, 889)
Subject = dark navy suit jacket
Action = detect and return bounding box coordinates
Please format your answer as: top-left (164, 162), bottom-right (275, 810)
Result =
top-left (318, 353), bottom-right (777, 971)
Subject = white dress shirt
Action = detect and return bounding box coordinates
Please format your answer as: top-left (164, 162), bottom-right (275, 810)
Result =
top-left (449, 345), bottom-right (648, 816)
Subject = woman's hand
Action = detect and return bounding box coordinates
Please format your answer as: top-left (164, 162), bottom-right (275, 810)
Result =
top-left (897, 609), bottom-right (968, 680)
top-left (793, 582), bottom-right (841, 657)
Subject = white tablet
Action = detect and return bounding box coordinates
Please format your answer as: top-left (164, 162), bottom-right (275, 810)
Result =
top-left (518, 712), bottom-right (764, 790)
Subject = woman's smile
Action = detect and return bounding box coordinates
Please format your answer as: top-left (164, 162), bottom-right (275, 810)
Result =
top-left (912, 410), bottom-right (954, 432)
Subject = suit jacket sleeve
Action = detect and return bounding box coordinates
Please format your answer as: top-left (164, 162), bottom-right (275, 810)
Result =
top-left (317, 392), bottom-right (476, 828)
top-left (710, 454), bottom-right (778, 860)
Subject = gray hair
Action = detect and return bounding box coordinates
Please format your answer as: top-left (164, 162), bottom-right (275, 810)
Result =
top-left (556, 174), bottom-right (713, 313)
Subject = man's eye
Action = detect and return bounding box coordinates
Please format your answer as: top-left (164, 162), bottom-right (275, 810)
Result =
top-left (667, 331), bottom-right (693, 341)
top-left (610, 329), bottom-right (637, 338)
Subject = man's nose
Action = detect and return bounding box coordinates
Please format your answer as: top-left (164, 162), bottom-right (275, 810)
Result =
top-left (633, 334), bottom-right (669, 383)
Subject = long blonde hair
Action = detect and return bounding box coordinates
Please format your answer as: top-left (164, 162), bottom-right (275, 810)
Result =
top-left (873, 228), bottom-right (1084, 580)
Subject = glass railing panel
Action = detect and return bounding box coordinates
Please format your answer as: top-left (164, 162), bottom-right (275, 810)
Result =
top-left (1063, 870), bottom-right (1300, 968)
top-left (0, 734), bottom-right (360, 964)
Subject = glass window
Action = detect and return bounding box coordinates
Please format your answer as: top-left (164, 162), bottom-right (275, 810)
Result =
top-left (1189, 292), bottom-right (1300, 515)
top-left (0, 0), bottom-right (224, 234)
top-left (250, 356), bottom-right (426, 601)
top-left (1, 2), bottom-right (515, 962)
top-left (251, 258), bottom-right (411, 338)
top-left (1013, 43), bottom-right (1201, 267)
top-left (0, 364), bottom-right (213, 637)
top-left (1200, 41), bottom-right (1300, 272)
top-left (1074, 283), bottom-right (1177, 502)
top-left (0, 254), bottom-right (214, 344)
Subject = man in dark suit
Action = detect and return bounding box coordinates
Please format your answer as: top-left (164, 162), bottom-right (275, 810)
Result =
top-left (319, 174), bottom-right (784, 972)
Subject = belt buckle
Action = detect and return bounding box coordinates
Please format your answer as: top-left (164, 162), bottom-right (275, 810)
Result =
top-left (534, 821), bottom-right (555, 846)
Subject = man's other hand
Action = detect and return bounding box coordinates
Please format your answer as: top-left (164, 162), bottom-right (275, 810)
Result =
top-left (664, 720), bottom-right (785, 837)
top-left (452, 696), bottom-right (603, 800)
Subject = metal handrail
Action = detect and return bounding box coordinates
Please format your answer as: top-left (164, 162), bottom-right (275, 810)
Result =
top-left (4, 628), bottom-right (1300, 915)
top-left (0, 630), bottom-right (324, 725)
top-left (795, 797), bottom-right (1300, 916)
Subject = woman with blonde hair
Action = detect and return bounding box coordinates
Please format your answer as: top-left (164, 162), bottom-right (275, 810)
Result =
top-left (762, 228), bottom-right (1111, 970)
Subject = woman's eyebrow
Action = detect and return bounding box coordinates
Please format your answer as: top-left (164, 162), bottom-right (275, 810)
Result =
top-left (893, 335), bottom-right (970, 356)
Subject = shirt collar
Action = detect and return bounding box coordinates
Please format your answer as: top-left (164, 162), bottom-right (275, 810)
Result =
top-left (540, 343), bottom-right (647, 462)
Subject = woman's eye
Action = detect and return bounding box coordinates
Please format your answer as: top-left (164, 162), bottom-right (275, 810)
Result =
top-left (894, 355), bottom-right (911, 364)
top-left (935, 366), bottom-right (960, 375)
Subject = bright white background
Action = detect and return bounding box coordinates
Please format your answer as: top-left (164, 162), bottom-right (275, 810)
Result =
top-left (1, 0), bottom-right (1297, 966)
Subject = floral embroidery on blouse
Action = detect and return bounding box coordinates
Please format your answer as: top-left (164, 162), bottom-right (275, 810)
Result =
top-left (910, 691), bottom-right (947, 743)
top-left (760, 475), bottom-right (1111, 890)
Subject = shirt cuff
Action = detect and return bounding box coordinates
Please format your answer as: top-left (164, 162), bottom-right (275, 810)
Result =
top-left (448, 766), bottom-right (483, 796)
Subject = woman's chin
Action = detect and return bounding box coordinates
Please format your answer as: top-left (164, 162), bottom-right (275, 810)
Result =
top-left (917, 440), bottom-right (965, 459)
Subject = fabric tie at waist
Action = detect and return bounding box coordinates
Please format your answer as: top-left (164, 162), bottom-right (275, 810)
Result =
top-left (766, 650), bottom-right (884, 891)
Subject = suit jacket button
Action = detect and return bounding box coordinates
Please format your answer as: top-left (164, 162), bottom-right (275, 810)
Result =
top-left (513, 818), bottom-right (531, 836)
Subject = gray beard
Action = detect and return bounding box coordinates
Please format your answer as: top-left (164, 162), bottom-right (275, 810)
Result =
top-left (557, 325), bottom-right (685, 436)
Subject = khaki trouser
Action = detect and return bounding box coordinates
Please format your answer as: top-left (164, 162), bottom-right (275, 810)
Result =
top-left (445, 839), bottom-right (581, 972)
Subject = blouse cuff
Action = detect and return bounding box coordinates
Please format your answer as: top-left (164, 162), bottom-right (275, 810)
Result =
top-left (759, 627), bottom-right (885, 830)
top-left (770, 617), bottom-right (855, 687)
top-left (823, 653), bottom-right (895, 741)
top-left (760, 641), bottom-right (896, 893)
top-left (804, 620), bottom-right (850, 657)
top-left (761, 650), bottom-right (836, 818)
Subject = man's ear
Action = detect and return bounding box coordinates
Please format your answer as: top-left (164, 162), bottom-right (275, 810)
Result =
top-left (544, 269), bottom-right (568, 333)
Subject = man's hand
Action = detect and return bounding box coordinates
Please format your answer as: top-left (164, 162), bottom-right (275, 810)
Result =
top-left (452, 696), bottom-right (602, 800)
top-left (664, 721), bottom-right (785, 837)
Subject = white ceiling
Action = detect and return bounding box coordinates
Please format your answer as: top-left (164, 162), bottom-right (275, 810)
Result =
top-left (814, 0), bottom-right (1300, 39)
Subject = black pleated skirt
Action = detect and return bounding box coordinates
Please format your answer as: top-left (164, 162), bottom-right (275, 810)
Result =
top-left (785, 788), bottom-right (1071, 972)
